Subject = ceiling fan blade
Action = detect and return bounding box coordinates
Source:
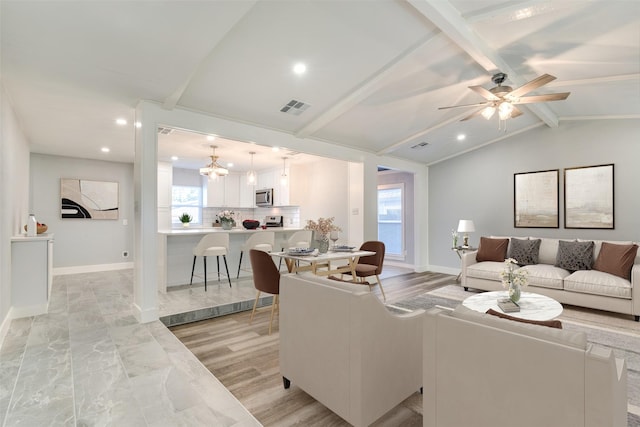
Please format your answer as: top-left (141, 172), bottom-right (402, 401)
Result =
top-left (438, 101), bottom-right (491, 110)
top-left (468, 85), bottom-right (500, 101)
top-left (460, 107), bottom-right (486, 121)
top-left (506, 74), bottom-right (557, 99)
top-left (511, 92), bottom-right (571, 104)
top-left (510, 106), bottom-right (523, 118)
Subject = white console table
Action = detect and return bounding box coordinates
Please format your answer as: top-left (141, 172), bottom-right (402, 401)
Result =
top-left (11, 233), bottom-right (54, 318)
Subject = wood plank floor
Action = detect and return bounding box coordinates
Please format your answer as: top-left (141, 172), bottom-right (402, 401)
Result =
top-left (170, 271), bottom-right (456, 426)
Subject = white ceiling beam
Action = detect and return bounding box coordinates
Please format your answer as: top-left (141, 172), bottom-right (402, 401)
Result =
top-left (295, 32), bottom-right (441, 139)
top-left (163, 2), bottom-right (258, 110)
top-left (546, 73), bottom-right (640, 87)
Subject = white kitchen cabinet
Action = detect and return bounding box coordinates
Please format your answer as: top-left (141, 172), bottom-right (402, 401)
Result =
top-left (224, 174), bottom-right (240, 207)
top-left (11, 234), bottom-right (54, 318)
top-left (206, 176), bottom-right (225, 207)
top-left (240, 174), bottom-right (255, 207)
top-left (257, 168), bottom-right (290, 206)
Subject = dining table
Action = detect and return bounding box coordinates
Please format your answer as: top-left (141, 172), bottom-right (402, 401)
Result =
top-left (272, 249), bottom-right (375, 278)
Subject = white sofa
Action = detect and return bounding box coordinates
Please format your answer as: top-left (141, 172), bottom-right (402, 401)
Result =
top-left (423, 305), bottom-right (628, 427)
top-left (279, 273), bottom-right (424, 427)
top-left (461, 237), bottom-right (640, 321)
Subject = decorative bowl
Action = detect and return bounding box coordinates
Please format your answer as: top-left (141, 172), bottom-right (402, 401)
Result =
top-left (242, 220), bottom-right (260, 230)
top-left (24, 224), bottom-right (48, 234)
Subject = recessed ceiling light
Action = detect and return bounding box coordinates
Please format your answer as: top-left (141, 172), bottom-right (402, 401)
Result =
top-left (293, 62), bottom-right (307, 75)
top-left (135, 121), bottom-right (142, 128)
top-left (115, 118), bottom-right (127, 126)
top-left (227, 163), bottom-right (233, 168)
top-left (101, 147), bottom-right (110, 153)
top-left (171, 156), bottom-right (178, 161)
top-left (457, 134), bottom-right (466, 141)
top-left (207, 135), bottom-right (215, 141)
top-left (272, 146), bottom-right (280, 152)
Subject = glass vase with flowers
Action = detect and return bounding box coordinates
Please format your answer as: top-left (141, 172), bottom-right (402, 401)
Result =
top-left (305, 217), bottom-right (341, 253)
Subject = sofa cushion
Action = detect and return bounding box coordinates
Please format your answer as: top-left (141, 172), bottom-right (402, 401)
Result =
top-left (536, 238), bottom-right (560, 265)
top-left (564, 270), bottom-right (632, 299)
top-left (508, 238), bottom-right (541, 266)
top-left (486, 308), bottom-right (563, 329)
top-left (593, 242), bottom-right (639, 281)
top-left (555, 240), bottom-right (594, 272)
top-left (518, 264), bottom-right (570, 290)
top-left (450, 304), bottom-right (586, 350)
top-left (466, 261), bottom-right (504, 281)
top-left (476, 237), bottom-right (509, 262)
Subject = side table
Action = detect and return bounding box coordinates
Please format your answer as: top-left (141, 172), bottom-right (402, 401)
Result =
top-left (452, 246), bottom-right (477, 283)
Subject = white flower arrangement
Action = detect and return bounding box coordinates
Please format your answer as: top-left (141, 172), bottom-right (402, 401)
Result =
top-left (500, 258), bottom-right (528, 289)
top-left (218, 210), bottom-right (235, 224)
top-left (305, 217), bottom-right (341, 241)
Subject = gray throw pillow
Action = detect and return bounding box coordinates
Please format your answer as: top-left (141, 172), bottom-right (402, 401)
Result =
top-left (555, 240), bottom-right (594, 272)
top-left (508, 238), bottom-right (541, 266)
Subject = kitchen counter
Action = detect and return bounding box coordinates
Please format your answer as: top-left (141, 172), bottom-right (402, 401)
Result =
top-left (158, 226), bottom-right (301, 235)
top-left (157, 227), bottom-right (304, 291)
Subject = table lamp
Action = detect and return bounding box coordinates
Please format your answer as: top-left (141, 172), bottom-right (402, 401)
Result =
top-left (457, 220), bottom-right (475, 248)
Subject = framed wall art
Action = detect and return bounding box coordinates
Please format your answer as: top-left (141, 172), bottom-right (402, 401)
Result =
top-left (564, 164), bottom-right (614, 229)
top-left (61, 178), bottom-right (119, 219)
top-left (514, 169), bottom-right (559, 228)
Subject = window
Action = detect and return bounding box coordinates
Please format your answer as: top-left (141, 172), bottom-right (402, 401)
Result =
top-left (171, 185), bottom-right (202, 225)
top-left (377, 184), bottom-right (404, 258)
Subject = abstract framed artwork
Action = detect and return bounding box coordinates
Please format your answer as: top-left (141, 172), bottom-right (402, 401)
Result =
top-left (61, 179), bottom-right (119, 219)
top-left (564, 164), bottom-right (614, 229)
top-left (514, 169), bottom-right (559, 228)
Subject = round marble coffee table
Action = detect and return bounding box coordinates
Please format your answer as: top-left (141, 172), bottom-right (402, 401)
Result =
top-left (463, 291), bottom-right (563, 321)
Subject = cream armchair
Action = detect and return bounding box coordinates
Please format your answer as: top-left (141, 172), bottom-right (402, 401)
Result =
top-left (424, 305), bottom-right (628, 427)
top-left (279, 273), bottom-right (424, 427)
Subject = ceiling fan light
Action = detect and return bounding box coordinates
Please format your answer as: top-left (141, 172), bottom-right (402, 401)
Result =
top-left (498, 101), bottom-right (514, 120)
top-left (481, 106), bottom-right (496, 120)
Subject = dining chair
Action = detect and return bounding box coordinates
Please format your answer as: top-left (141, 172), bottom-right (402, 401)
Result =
top-left (340, 240), bottom-right (386, 301)
top-left (237, 231), bottom-right (275, 278)
top-left (279, 230), bottom-right (312, 270)
top-left (249, 249), bottom-right (281, 335)
top-left (190, 233), bottom-right (232, 290)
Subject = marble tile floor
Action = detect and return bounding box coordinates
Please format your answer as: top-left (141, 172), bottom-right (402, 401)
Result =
top-left (0, 269), bottom-right (262, 426)
top-left (0, 264), bottom-right (415, 426)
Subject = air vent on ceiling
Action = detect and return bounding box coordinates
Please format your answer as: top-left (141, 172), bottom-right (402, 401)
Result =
top-left (410, 142), bottom-right (429, 149)
top-left (280, 99), bottom-right (311, 115)
top-left (157, 127), bottom-right (174, 135)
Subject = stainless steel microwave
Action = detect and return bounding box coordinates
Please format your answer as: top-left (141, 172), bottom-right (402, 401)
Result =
top-left (255, 188), bottom-right (273, 207)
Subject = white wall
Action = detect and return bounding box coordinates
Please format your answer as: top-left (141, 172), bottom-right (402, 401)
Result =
top-left (429, 119), bottom-right (640, 271)
top-left (0, 83), bottom-right (31, 338)
top-left (30, 154), bottom-right (134, 272)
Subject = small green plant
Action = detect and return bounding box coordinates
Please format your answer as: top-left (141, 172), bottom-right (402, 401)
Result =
top-left (179, 213), bottom-right (192, 224)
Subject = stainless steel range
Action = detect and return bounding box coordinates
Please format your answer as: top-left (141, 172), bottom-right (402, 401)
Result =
top-left (263, 215), bottom-right (283, 228)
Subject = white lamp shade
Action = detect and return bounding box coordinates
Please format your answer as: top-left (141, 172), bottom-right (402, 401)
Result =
top-left (457, 220), bottom-right (475, 233)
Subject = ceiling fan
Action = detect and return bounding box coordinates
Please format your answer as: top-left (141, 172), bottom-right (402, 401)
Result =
top-left (439, 73), bottom-right (570, 122)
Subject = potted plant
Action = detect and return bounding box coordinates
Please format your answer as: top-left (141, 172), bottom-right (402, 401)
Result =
top-left (179, 212), bottom-right (192, 227)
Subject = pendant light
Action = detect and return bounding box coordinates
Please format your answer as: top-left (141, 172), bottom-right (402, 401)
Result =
top-left (246, 152), bottom-right (257, 185)
top-left (280, 157), bottom-right (288, 186)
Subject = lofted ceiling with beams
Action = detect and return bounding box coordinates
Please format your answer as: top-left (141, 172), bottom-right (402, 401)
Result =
top-left (1, 0), bottom-right (638, 172)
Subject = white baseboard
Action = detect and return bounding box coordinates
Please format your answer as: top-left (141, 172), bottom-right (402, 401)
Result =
top-left (10, 303), bottom-right (48, 319)
top-left (0, 310), bottom-right (13, 350)
top-left (384, 260), bottom-right (414, 269)
top-left (426, 264), bottom-right (460, 276)
top-left (53, 262), bottom-right (134, 276)
top-left (133, 302), bottom-right (158, 324)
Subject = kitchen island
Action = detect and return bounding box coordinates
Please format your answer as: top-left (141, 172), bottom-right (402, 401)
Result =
top-left (158, 227), bottom-right (304, 291)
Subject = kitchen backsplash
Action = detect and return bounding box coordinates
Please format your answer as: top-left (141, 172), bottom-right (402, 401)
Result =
top-left (202, 206), bottom-right (300, 227)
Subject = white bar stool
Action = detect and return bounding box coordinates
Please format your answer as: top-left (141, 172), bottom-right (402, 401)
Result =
top-left (190, 233), bottom-right (232, 290)
top-left (237, 231), bottom-right (275, 278)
